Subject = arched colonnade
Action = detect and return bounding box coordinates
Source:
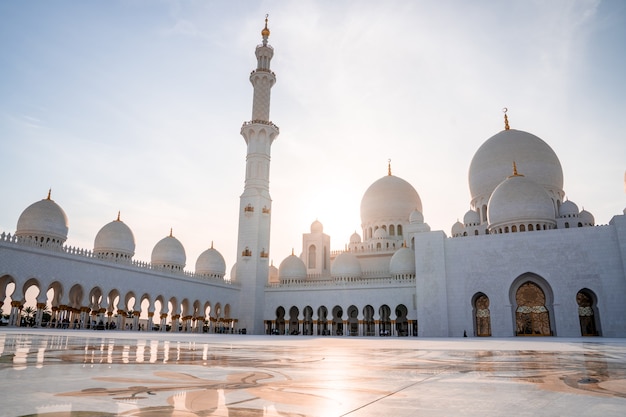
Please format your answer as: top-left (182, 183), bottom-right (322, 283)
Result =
top-left (0, 274), bottom-right (235, 333)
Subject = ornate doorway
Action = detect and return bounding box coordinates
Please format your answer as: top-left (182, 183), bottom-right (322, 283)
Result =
top-left (577, 289), bottom-right (599, 336)
top-left (515, 282), bottom-right (551, 336)
top-left (474, 293), bottom-right (491, 337)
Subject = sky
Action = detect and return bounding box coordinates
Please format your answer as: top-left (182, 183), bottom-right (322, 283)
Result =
top-left (0, 0), bottom-right (624, 278)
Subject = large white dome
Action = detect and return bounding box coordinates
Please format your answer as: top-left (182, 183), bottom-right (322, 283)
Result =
top-left (16, 194), bottom-right (69, 244)
top-left (278, 254), bottom-right (306, 281)
top-left (331, 252), bottom-right (362, 279)
top-left (469, 129), bottom-right (563, 208)
top-left (389, 246), bottom-right (416, 276)
top-left (195, 246), bottom-right (226, 278)
top-left (93, 216), bottom-right (135, 259)
top-left (151, 233), bottom-right (186, 270)
top-left (487, 174), bottom-right (556, 230)
top-left (361, 175), bottom-right (422, 226)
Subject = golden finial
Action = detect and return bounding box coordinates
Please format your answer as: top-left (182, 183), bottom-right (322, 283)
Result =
top-left (169, 228), bottom-right (173, 237)
top-left (261, 14), bottom-right (270, 38)
top-left (46, 189), bottom-right (52, 200)
top-left (503, 107), bottom-right (510, 130)
top-left (291, 248), bottom-right (294, 256)
top-left (116, 211), bottom-right (121, 221)
top-left (510, 161), bottom-right (524, 177)
top-left (388, 159), bottom-right (392, 176)
top-left (211, 241), bottom-right (214, 249)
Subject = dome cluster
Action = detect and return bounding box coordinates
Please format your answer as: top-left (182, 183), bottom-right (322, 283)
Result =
top-left (452, 119), bottom-right (594, 237)
top-left (14, 193), bottom-right (226, 279)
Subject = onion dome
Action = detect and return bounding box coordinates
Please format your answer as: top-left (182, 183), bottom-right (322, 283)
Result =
top-left (230, 262), bottom-right (237, 281)
top-left (487, 168), bottom-right (556, 232)
top-left (350, 231), bottom-right (362, 244)
top-left (451, 220), bottom-right (465, 237)
top-left (409, 209), bottom-right (424, 224)
top-left (311, 220), bottom-right (323, 233)
top-left (373, 228), bottom-right (388, 239)
top-left (93, 213), bottom-right (135, 261)
top-left (469, 128), bottom-right (563, 210)
top-left (579, 209), bottom-right (595, 226)
top-left (389, 246), bottom-right (416, 277)
top-left (463, 209), bottom-right (480, 226)
top-left (278, 252), bottom-right (306, 281)
top-left (16, 191), bottom-right (69, 247)
top-left (151, 230), bottom-right (186, 272)
top-left (195, 243), bottom-right (226, 279)
top-left (361, 174), bottom-right (422, 228)
top-left (559, 200), bottom-right (579, 218)
top-left (331, 252), bottom-right (362, 279)
top-left (268, 261), bottom-right (279, 284)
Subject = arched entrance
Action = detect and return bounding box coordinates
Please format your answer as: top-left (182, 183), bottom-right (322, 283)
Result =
top-left (515, 281), bottom-right (551, 336)
top-left (303, 306), bottom-right (313, 335)
top-left (473, 293), bottom-right (491, 337)
top-left (332, 305), bottom-right (343, 336)
top-left (347, 305), bottom-right (359, 336)
top-left (395, 304), bottom-right (408, 336)
top-left (317, 306), bottom-right (328, 335)
top-left (288, 306), bottom-right (300, 335)
top-left (275, 306), bottom-right (285, 335)
top-left (362, 305), bottom-right (375, 336)
top-left (577, 289), bottom-right (600, 336)
top-left (379, 305), bottom-right (391, 336)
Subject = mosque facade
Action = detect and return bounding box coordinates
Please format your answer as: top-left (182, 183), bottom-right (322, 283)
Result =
top-left (2, 20), bottom-right (626, 338)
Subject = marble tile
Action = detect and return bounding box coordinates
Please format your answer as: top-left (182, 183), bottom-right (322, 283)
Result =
top-left (1, 329), bottom-right (625, 416)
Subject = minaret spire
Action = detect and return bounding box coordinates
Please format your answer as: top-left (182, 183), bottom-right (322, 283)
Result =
top-left (236, 17), bottom-right (280, 335)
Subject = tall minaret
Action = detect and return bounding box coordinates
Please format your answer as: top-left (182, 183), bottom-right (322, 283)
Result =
top-left (235, 16), bottom-right (279, 335)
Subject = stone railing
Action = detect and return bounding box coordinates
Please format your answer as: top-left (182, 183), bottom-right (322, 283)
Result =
top-left (268, 274), bottom-right (415, 288)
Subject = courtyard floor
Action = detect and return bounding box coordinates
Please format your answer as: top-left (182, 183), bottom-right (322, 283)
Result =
top-left (1, 328), bottom-right (625, 416)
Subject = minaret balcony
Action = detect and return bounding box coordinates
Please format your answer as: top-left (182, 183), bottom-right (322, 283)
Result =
top-left (241, 120), bottom-right (280, 133)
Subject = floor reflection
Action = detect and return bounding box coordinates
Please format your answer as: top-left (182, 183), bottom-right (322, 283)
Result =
top-left (1, 331), bottom-right (626, 416)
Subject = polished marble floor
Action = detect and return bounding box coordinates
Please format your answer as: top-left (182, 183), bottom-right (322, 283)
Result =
top-left (1, 328), bottom-right (625, 416)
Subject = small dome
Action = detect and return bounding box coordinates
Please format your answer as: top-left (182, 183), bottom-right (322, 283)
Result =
top-left (151, 232), bottom-right (186, 270)
top-left (331, 252), bottom-right (362, 279)
top-left (195, 246), bottom-right (226, 277)
top-left (409, 209), bottom-right (424, 224)
top-left (94, 216), bottom-right (135, 258)
top-left (389, 246), bottom-right (415, 276)
top-left (559, 200), bottom-right (579, 218)
top-left (311, 220), bottom-right (323, 233)
top-left (373, 228), bottom-right (388, 239)
top-left (16, 194), bottom-right (69, 244)
top-left (350, 231), bottom-right (362, 244)
top-left (451, 220), bottom-right (465, 237)
top-left (579, 209), bottom-right (595, 226)
top-left (463, 210), bottom-right (480, 226)
top-left (278, 254), bottom-right (306, 280)
top-left (230, 262), bottom-right (237, 281)
top-left (361, 175), bottom-right (422, 227)
top-left (469, 129), bottom-right (563, 206)
top-left (487, 174), bottom-right (556, 229)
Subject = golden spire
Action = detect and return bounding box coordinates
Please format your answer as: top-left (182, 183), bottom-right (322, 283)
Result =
top-left (388, 159), bottom-right (392, 176)
top-left (169, 228), bottom-right (173, 237)
top-left (116, 211), bottom-right (121, 221)
top-left (211, 241), bottom-right (214, 249)
top-left (261, 14), bottom-right (270, 38)
top-left (46, 189), bottom-right (51, 200)
top-left (291, 248), bottom-right (294, 256)
top-left (510, 161), bottom-right (524, 177)
top-left (503, 107), bottom-right (510, 130)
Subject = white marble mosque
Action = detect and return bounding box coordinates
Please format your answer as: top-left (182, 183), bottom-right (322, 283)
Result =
top-left (2, 18), bottom-right (626, 338)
